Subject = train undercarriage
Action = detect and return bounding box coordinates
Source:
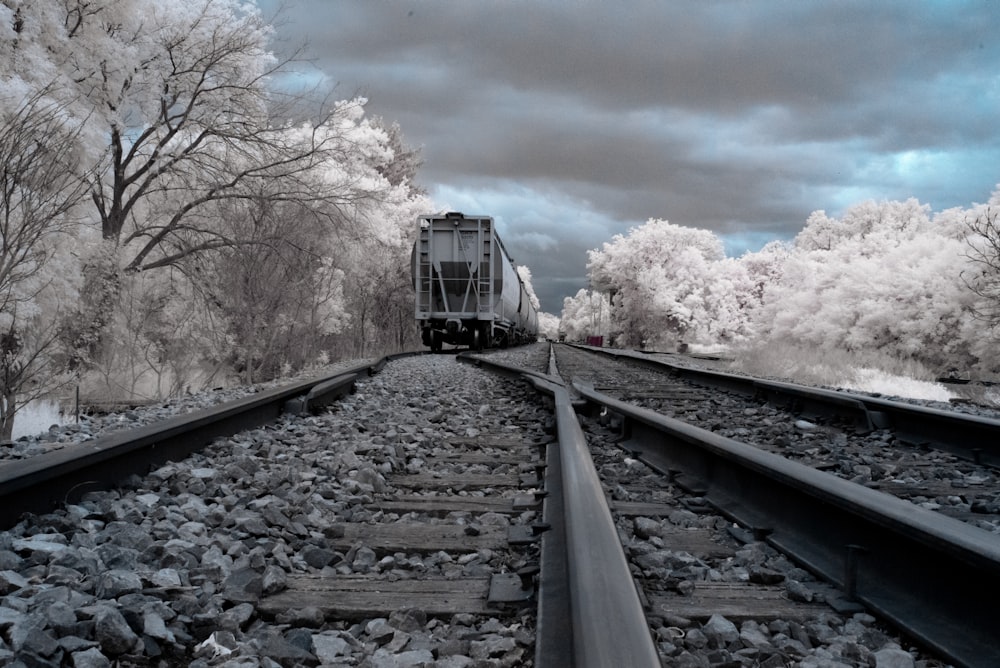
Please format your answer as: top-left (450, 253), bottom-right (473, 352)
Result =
top-left (420, 318), bottom-right (532, 353)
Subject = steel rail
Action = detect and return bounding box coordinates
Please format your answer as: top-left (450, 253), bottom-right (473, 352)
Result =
top-left (459, 350), bottom-right (661, 668)
top-left (568, 344), bottom-right (1000, 466)
top-left (847, 391), bottom-right (1000, 465)
top-left (0, 358), bottom-right (395, 529)
top-left (574, 381), bottom-right (1000, 668)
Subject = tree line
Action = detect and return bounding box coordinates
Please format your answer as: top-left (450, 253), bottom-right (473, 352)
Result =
top-left (0, 0), bottom-right (428, 439)
top-left (562, 193), bottom-right (1000, 380)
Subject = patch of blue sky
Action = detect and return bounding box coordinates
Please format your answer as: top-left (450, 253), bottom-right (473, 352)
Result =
top-left (721, 229), bottom-right (789, 258)
top-left (267, 66), bottom-right (330, 93)
top-left (843, 146), bottom-right (997, 213)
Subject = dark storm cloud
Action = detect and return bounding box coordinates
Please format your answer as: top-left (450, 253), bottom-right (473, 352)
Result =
top-left (259, 0), bottom-right (1000, 312)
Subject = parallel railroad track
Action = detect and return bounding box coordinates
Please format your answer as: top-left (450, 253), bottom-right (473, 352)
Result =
top-left (552, 344), bottom-right (1000, 533)
top-left (542, 343), bottom-right (1000, 667)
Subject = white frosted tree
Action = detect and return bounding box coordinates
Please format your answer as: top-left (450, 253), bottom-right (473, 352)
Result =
top-left (181, 106), bottom-right (428, 379)
top-left (795, 198), bottom-right (934, 254)
top-left (752, 198), bottom-right (984, 372)
top-left (559, 289), bottom-right (611, 342)
top-left (0, 88), bottom-right (89, 439)
top-left (5, 4), bottom-right (377, 318)
top-left (537, 311), bottom-right (561, 340)
top-left (739, 240), bottom-right (791, 307)
top-left (516, 265), bottom-right (542, 312)
top-left (5, 0), bottom-right (433, 396)
top-left (587, 219), bottom-right (750, 348)
top-left (328, 136), bottom-right (431, 358)
top-left (190, 197), bottom-right (349, 384)
top-left (961, 198), bottom-right (1000, 332)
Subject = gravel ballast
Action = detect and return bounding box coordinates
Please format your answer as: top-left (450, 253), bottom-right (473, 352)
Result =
top-left (0, 354), bottom-right (545, 666)
top-left (0, 344), bottom-right (965, 666)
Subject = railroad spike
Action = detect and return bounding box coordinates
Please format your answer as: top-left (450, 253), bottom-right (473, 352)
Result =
top-left (531, 522), bottom-right (552, 536)
top-left (517, 564), bottom-right (541, 590)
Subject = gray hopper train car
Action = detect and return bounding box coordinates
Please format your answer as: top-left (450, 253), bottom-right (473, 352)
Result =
top-left (412, 212), bottom-right (539, 351)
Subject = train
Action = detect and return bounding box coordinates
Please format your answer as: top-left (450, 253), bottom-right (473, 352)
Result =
top-left (412, 212), bottom-right (539, 352)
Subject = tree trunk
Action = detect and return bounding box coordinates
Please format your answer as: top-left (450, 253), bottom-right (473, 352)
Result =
top-left (0, 388), bottom-right (16, 442)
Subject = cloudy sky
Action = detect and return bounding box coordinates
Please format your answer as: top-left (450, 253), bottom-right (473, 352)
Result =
top-left (260, 1), bottom-right (1000, 313)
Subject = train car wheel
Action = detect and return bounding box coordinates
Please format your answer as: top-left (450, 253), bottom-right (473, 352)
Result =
top-left (429, 330), bottom-right (442, 353)
top-left (472, 327), bottom-right (483, 351)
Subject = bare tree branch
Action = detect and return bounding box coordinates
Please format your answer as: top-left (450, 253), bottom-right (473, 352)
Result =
top-left (963, 207), bottom-right (1000, 327)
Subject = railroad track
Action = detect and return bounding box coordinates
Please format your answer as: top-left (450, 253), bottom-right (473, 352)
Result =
top-left (541, 343), bottom-right (1000, 667)
top-left (593, 344), bottom-right (1000, 467)
top-left (0, 343), bottom-right (992, 665)
top-left (0, 350), bottom-right (564, 665)
top-left (466, 346), bottom-right (967, 667)
top-left (253, 357), bottom-right (553, 666)
top-left (553, 344), bottom-right (1000, 533)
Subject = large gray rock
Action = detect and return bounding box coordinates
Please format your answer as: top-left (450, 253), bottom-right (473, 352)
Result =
top-left (470, 635), bottom-right (516, 659)
top-left (10, 619), bottom-right (60, 658)
top-left (93, 606), bottom-right (140, 656)
top-left (702, 614), bottom-right (739, 647)
top-left (874, 647), bottom-right (915, 668)
top-left (0, 569), bottom-right (29, 594)
top-left (275, 606), bottom-right (325, 628)
top-left (262, 564), bottom-right (287, 595)
top-left (98, 522), bottom-right (153, 551)
top-left (0, 549), bottom-right (23, 569)
top-left (147, 568), bottom-right (182, 588)
top-left (351, 546), bottom-right (378, 573)
top-left (70, 647), bottom-right (111, 668)
top-left (43, 601), bottom-right (78, 636)
top-left (221, 567), bottom-right (263, 603)
top-left (96, 570), bottom-right (143, 599)
top-left (142, 611), bottom-right (175, 642)
top-left (12, 535), bottom-right (69, 556)
top-left (312, 633), bottom-right (355, 663)
top-left (633, 516), bottom-right (665, 539)
top-left (299, 545), bottom-right (335, 569)
top-left (216, 602), bottom-right (255, 632)
top-left (250, 628), bottom-right (317, 665)
top-left (95, 544), bottom-right (139, 570)
top-left (388, 608), bottom-right (427, 633)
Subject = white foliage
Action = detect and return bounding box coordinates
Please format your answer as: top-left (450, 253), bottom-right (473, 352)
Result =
top-left (586, 219), bottom-right (750, 348)
top-left (312, 262), bottom-right (351, 337)
top-left (559, 289), bottom-right (611, 342)
top-left (840, 367), bottom-right (956, 402)
top-left (753, 196), bottom-right (985, 371)
top-left (2, 0), bottom-right (434, 391)
top-left (0, 83), bottom-right (92, 437)
top-left (795, 198), bottom-right (933, 253)
top-left (536, 311), bottom-right (560, 340)
top-left (584, 189), bottom-right (1000, 377)
top-left (516, 265), bottom-right (541, 311)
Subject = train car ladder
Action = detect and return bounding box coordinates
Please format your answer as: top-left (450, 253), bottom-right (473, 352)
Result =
top-left (415, 226), bottom-right (432, 316)
top-left (478, 225), bottom-right (493, 318)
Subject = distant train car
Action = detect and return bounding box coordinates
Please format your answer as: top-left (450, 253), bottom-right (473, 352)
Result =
top-left (412, 212), bottom-right (539, 352)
